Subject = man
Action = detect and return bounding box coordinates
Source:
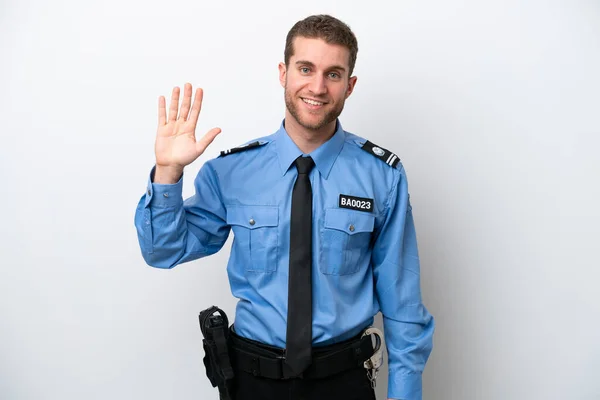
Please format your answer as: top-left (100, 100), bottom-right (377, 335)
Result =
top-left (135, 14), bottom-right (434, 400)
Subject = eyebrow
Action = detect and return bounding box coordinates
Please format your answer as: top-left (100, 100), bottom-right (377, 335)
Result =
top-left (295, 60), bottom-right (347, 73)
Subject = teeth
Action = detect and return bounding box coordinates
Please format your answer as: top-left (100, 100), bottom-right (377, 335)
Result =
top-left (302, 98), bottom-right (324, 106)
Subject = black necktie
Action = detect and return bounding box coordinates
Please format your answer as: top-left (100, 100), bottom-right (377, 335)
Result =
top-left (285, 156), bottom-right (315, 376)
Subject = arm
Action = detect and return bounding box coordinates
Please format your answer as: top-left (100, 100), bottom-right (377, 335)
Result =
top-left (134, 161), bottom-right (230, 269)
top-left (371, 165), bottom-right (435, 400)
top-left (134, 83), bottom-right (227, 268)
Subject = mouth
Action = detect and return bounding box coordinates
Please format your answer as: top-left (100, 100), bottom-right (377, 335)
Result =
top-left (301, 97), bottom-right (327, 109)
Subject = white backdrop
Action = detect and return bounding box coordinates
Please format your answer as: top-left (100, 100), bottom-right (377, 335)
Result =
top-left (1, 0), bottom-right (599, 399)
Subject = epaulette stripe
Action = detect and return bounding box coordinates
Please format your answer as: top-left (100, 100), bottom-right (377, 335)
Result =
top-left (219, 141), bottom-right (265, 157)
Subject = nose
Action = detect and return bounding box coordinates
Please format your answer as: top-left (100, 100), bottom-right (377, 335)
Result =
top-left (308, 75), bottom-right (327, 96)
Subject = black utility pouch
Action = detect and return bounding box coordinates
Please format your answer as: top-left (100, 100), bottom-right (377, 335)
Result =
top-left (199, 306), bottom-right (234, 400)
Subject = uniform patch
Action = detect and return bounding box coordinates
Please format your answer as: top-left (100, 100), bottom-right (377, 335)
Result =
top-left (339, 195), bottom-right (374, 213)
top-left (372, 147), bottom-right (385, 157)
top-left (220, 141), bottom-right (265, 157)
top-left (360, 140), bottom-right (400, 168)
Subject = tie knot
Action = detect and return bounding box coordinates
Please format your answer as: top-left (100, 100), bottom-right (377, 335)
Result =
top-left (294, 156), bottom-right (315, 174)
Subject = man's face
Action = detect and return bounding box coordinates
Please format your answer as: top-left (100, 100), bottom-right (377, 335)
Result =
top-left (279, 37), bottom-right (357, 132)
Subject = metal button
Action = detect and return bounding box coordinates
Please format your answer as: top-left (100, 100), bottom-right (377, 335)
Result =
top-left (349, 224), bottom-right (355, 232)
top-left (163, 193), bottom-right (169, 198)
top-left (249, 219), bottom-right (256, 226)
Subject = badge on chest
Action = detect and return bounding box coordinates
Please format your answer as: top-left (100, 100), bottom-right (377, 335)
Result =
top-left (339, 194), bottom-right (374, 213)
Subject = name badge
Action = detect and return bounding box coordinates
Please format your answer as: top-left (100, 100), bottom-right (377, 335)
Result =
top-left (339, 194), bottom-right (374, 213)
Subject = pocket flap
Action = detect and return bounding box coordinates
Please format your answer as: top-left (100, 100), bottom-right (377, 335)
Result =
top-left (324, 208), bottom-right (375, 235)
top-left (227, 206), bottom-right (279, 229)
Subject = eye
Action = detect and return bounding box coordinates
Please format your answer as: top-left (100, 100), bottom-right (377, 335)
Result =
top-left (300, 67), bottom-right (310, 74)
top-left (328, 72), bottom-right (340, 79)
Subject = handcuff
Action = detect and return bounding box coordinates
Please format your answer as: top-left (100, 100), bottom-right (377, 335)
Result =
top-left (362, 327), bottom-right (384, 388)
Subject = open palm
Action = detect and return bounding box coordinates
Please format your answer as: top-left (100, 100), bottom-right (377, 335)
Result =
top-left (155, 83), bottom-right (221, 169)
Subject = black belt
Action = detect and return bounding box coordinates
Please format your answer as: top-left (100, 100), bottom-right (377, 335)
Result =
top-left (228, 326), bottom-right (375, 380)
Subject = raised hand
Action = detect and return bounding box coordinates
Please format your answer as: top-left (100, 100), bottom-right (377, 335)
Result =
top-left (154, 83), bottom-right (221, 183)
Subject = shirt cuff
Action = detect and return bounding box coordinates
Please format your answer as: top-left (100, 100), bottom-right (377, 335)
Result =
top-left (143, 165), bottom-right (183, 208)
top-left (388, 373), bottom-right (422, 400)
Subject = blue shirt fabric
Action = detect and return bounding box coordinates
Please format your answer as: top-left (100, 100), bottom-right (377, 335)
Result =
top-left (134, 120), bottom-right (434, 400)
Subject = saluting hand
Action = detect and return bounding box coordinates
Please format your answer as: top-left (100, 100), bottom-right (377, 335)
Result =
top-left (154, 83), bottom-right (221, 183)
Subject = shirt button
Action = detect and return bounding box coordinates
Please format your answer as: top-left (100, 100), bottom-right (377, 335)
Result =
top-left (249, 219), bottom-right (256, 226)
top-left (349, 224), bottom-right (355, 232)
top-left (147, 189), bottom-right (151, 196)
top-left (163, 193), bottom-right (169, 198)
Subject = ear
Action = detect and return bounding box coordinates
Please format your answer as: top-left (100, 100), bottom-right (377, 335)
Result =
top-left (345, 76), bottom-right (358, 99)
top-left (278, 62), bottom-right (287, 88)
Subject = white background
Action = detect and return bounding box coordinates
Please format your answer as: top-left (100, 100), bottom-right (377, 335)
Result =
top-left (1, 0), bottom-right (599, 399)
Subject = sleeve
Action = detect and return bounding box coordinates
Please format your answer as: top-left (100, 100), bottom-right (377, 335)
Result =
top-left (371, 165), bottom-right (435, 400)
top-left (134, 162), bottom-right (230, 269)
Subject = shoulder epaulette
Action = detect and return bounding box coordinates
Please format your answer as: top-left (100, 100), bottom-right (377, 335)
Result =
top-left (360, 140), bottom-right (401, 168)
top-left (219, 141), bottom-right (267, 157)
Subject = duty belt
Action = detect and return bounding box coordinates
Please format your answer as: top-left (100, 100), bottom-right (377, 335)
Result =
top-left (228, 326), bottom-right (376, 380)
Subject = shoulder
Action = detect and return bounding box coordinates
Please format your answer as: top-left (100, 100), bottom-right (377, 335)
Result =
top-left (202, 132), bottom-right (277, 178)
top-left (208, 132), bottom-right (277, 168)
top-left (344, 132), bottom-right (404, 171)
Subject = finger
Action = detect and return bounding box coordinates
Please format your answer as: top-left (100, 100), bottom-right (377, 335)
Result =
top-left (188, 88), bottom-right (204, 130)
top-left (179, 83), bottom-right (192, 121)
top-left (168, 86), bottom-right (180, 122)
top-left (195, 127), bottom-right (222, 155)
top-left (158, 96), bottom-right (166, 126)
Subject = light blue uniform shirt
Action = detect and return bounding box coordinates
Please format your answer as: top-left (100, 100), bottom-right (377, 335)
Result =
top-left (134, 120), bottom-right (434, 400)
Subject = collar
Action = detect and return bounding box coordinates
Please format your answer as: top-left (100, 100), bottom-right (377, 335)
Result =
top-left (274, 119), bottom-right (345, 179)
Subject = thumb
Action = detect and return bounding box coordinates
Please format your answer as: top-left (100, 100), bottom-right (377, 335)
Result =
top-left (195, 127), bottom-right (222, 156)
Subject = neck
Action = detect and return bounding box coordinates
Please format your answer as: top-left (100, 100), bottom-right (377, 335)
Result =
top-left (284, 111), bottom-right (337, 154)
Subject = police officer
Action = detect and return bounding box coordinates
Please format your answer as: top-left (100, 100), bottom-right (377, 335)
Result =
top-left (135, 14), bottom-right (434, 400)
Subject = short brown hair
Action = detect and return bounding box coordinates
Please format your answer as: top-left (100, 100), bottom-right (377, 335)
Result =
top-left (284, 14), bottom-right (359, 76)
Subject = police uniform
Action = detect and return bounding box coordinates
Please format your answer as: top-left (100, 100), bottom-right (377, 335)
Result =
top-left (135, 119), bottom-right (435, 400)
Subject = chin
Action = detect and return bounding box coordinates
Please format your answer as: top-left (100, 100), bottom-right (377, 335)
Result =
top-left (285, 92), bottom-right (340, 131)
top-left (298, 107), bottom-right (330, 127)
top-left (297, 115), bottom-right (329, 131)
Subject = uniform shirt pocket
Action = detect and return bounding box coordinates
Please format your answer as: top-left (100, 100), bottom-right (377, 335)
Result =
top-left (320, 208), bottom-right (375, 275)
top-left (226, 205), bottom-right (279, 272)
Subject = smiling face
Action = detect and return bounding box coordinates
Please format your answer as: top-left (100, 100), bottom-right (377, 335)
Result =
top-left (279, 37), bottom-right (357, 133)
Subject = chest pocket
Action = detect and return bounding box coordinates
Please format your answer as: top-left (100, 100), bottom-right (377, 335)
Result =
top-left (227, 205), bottom-right (279, 272)
top-left (320, 208), bottom-right (375, 275)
